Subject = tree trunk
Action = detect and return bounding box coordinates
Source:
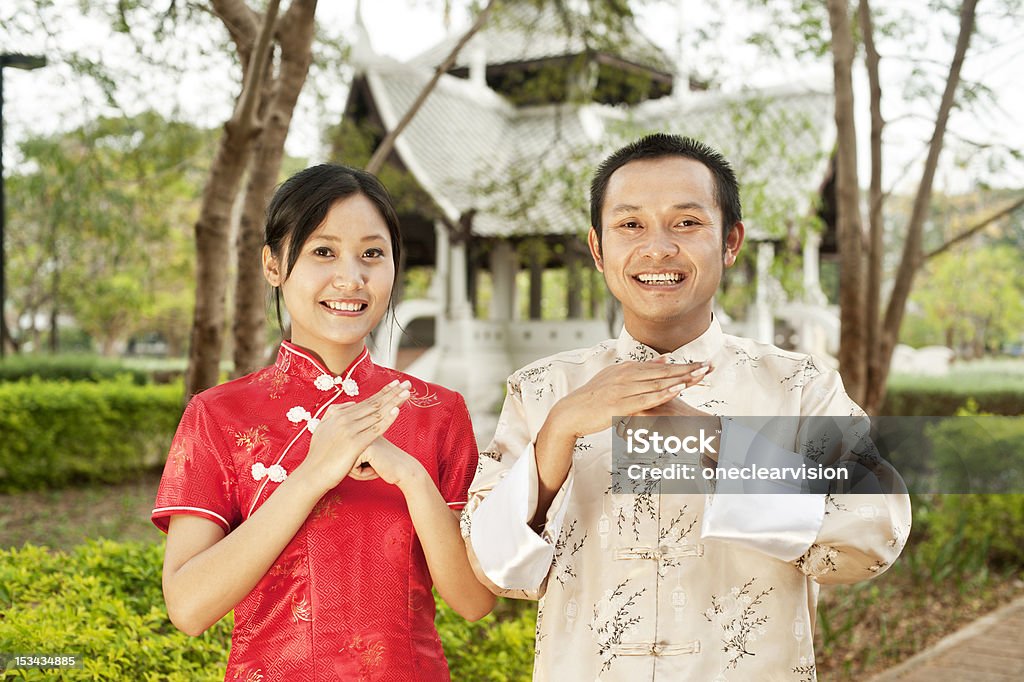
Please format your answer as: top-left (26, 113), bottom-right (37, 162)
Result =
top-left (827, 0), bottom-right (867, 406)
top-left (231, 0), bottom-right (317, 377)
top-left (2, 316), bottom-right (20, 354)
top-left (859, 0), bottom-right (886, 402)
top-left (185, 0), bottom-right (281, 399)
top-left (49, 268), bottom-right (59, 353)
top-left (863, 0), bottom-right (978, 414)
top-left (365, 0), bottom-right (498, 174)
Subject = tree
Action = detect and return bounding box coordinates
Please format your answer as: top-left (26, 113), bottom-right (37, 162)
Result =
top-left (184, 0), bottom-right (317, 396)
top-left (2, 0), bottom-right (327, 377)
top-left (750, 0), bottom-right (1024, 412)
top-left (228, 0), bottom-right (319, 378)
top-left (906, 243), bottom-right (1024, 357)
top-left (5, 112), bottom-right (209, 354)
top-left (826, 0), bottom-right (1024, 412)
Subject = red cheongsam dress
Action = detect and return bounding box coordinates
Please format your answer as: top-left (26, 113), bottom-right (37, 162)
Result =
top-left (152, 342), bottom-right (478, 682)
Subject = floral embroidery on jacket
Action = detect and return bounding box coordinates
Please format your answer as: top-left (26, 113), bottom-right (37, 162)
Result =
top-left (479, 449), bottom-right (502, 462)
top-left (824, 493), bottom-right (850, 516)
top-left (511, 364), bottom-right (553, 399)
top-left (610, 478), bottom-right (658, 542)
top-left (731, 347), bottom-right (761, 366)
top-left (793, 662), bottom-right (817, 681)
top-left (591, 580), bottom-right (647, 673)
top-left (704, 578), bottom-right (774, 670)
top-left (552, 519), bottom-right (587, 586)
top-left (780, 356), bottom-right (822, 391)
top-left (795, 544), bottom-right (840, 577)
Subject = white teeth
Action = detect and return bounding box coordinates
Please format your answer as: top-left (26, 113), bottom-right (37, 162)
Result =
top-left (636, 273), bottom-right (682, 284)
top-left (324, 301), bottom-right (363, 311)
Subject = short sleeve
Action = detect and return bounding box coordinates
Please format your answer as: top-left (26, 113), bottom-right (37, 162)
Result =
top-left (438, 393), bottom-right (478, 511)
top-left (151, 397), bottom-right (241, 534)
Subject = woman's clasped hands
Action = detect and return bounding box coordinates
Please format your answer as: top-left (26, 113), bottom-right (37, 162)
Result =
top-left (294, 379), bottom-right (415, 493)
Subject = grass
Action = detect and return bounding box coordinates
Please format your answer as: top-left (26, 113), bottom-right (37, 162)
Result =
top-left (0, 470), bottom-right (163, 551)
top-left (889, 357), bottom-right (1024, 392)
top-left (815, 560), bottom-right (1024, 679)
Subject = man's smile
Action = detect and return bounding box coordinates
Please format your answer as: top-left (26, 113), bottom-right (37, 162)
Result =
top-left (632, 271), bottom-right (686, 287)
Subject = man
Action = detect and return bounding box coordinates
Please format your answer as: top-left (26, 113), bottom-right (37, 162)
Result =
top-left (462, 134), bottom-right (910, 680)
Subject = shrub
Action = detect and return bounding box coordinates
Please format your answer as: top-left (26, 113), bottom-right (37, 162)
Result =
top-left (438, 598), bottom-right (536, 681)
top-left (0, 541), bottom-right (537, 680)
top-left (0, 380), bottom-right (182, 492)
top-left (0, 355), bottom-right (152, 385)
top-left (882, 387), bottom-right (1024, 416)
top-left (905, 494), bottom-right (1024, 578)
top-left (0, 541), bottom-right (232, 681)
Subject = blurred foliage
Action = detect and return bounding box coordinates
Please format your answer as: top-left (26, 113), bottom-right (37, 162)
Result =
top-left (0, 379), bottom-right (182, 492)
top-left (901, 243), bottom-right (1024, 357)
top-left (0, 354), bottom-right (153, 384)
top-left (6, 112), bottom-right (212, 356)
top-left (884, 360), bottom-right (1024, 415)
top-left (882, 386), bottom-right (1024, 417)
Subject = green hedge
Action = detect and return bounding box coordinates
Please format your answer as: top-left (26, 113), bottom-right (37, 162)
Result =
top-left (0, 355), bottom-right (153, 385)
top-left (882, 387), bottom-right (1024, 416)
top-left (904, 494), bottom-right (1024, 578)
top-left (0, 380), bottom-right (182, 493)
top-left (0, 541), bottom-right (536, 680)
top-left (0, 541), bottom-right (232, 680)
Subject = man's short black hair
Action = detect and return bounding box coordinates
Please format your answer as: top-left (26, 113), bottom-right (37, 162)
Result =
top-left (589, 134), bottom-right (742, 250)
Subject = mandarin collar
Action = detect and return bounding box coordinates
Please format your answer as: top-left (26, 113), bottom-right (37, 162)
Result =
top-left (274, 341), bottom-right (375, 396)
top-left (615, 315), bottom-right (724, 364)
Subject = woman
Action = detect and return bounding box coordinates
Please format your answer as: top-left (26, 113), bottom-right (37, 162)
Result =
top-left (153, 164), bottom-right (494, 681)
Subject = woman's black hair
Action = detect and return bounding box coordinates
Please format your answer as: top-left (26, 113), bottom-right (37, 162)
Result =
top-left (264, 163), bottom-right (403, 333)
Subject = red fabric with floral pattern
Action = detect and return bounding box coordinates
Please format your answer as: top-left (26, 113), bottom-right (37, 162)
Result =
top-left (153, 342), bottom-right (477, 682)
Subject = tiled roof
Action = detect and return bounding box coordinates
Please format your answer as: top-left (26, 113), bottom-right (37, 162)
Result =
top-left (361, 61), bottom-right (833, 240)
top-left (411, 3), bottom-right (673, 75)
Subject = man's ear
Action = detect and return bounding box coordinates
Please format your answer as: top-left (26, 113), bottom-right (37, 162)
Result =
top-left (263, 245), bottom-right (283, 287)
top-left (588, 227), bottom-right (604, 272)
top-left (723, 222), bottom-right (745, 267)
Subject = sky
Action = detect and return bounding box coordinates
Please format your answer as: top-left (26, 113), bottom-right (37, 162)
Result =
top-left (2, 0), bottom-right (1022, 195)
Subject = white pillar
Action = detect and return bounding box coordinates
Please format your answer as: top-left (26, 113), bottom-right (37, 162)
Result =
top-left (489, 241), bottom-right (517, 321)
top-left (752, 241), bottom-right (775, 344)
top-left (469, 46), bottom-right (487, 89)
top-left (449, 239), bottom-right (471, 320)
top-left (802, 232), bottom-right (827, 306)
top-left (433, 220), bottom-right (449, 302)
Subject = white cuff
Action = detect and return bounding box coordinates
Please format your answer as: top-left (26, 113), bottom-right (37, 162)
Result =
top-left (700, 420), bottom-right (826, 562)
top-left (470, 442), bottom-right (575, 591)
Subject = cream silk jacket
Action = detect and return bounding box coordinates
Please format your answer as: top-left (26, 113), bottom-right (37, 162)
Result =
top-left (462, 318), bottom-right (911, 682)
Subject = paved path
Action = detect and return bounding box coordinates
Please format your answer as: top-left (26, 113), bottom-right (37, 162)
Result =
top-left (869, 593), bottom-right (1024, 681)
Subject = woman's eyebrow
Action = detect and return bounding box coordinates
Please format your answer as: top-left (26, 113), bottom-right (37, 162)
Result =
top-left (309, 234), bottom-right (388, 243)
